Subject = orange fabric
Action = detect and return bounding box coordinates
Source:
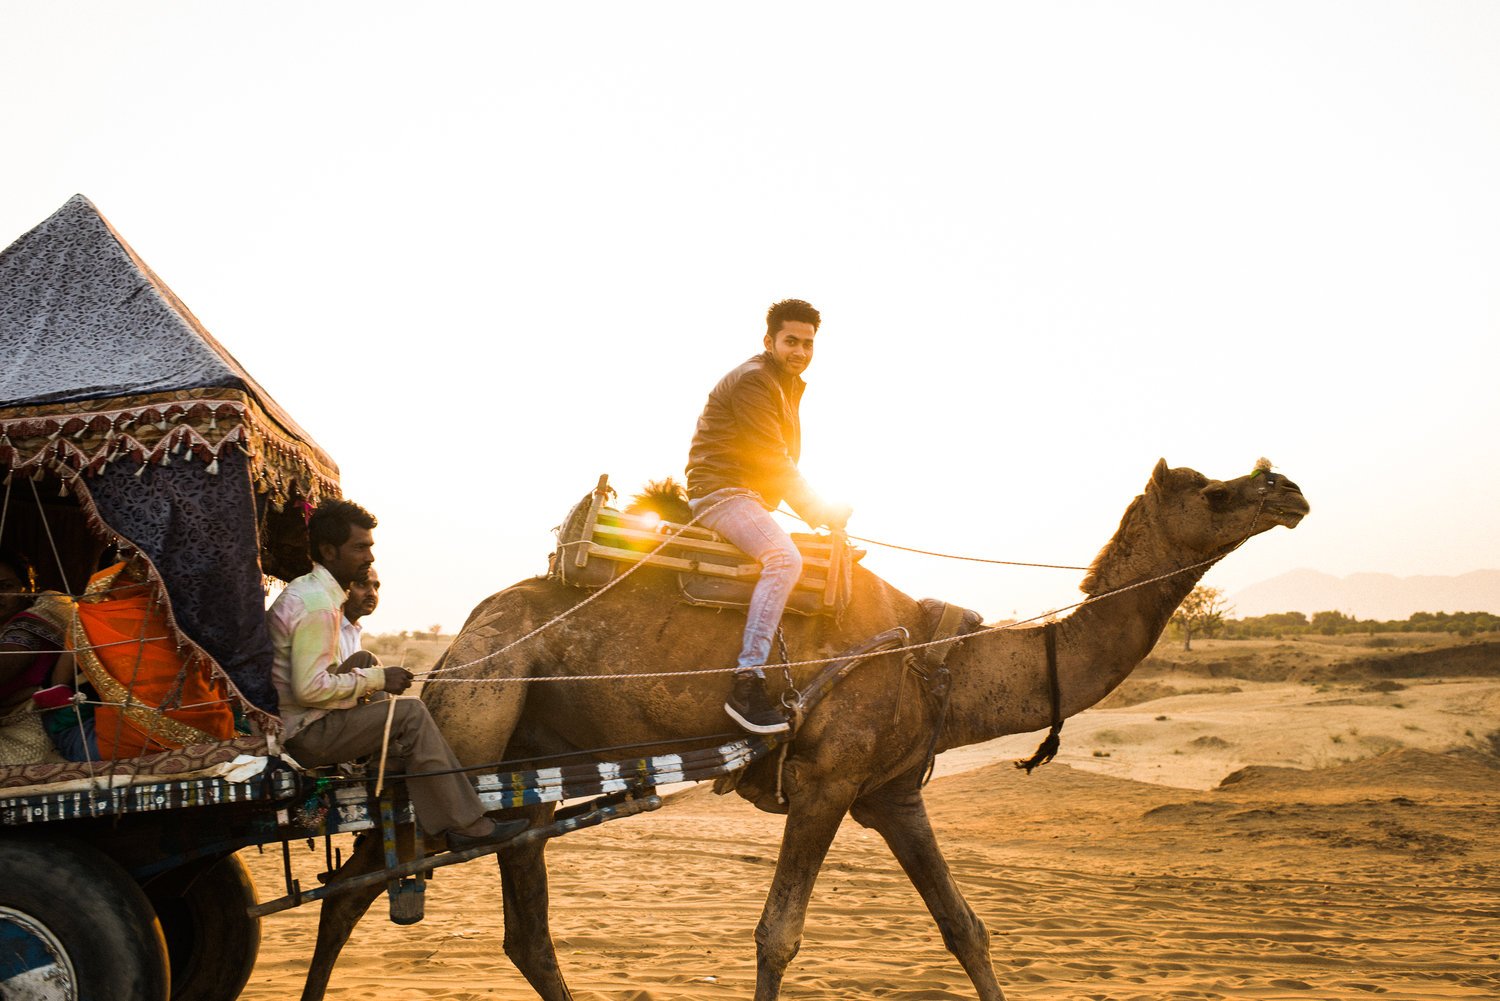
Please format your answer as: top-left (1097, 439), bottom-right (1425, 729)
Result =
top-left (72, 563), bottom-right (236, 759)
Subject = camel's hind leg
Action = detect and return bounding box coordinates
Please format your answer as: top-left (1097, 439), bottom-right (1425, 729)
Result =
top-left (498, 805), bottom-right (574, 1000)
top-left (298, 832), bottom-right (395, 1001)
top-left (753, 782), bottom-right (859, 1001)
top-left (851, 776), bottom-right (1007, 1001)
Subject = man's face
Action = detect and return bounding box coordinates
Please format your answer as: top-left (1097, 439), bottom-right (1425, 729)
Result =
top-left (763, 320), bottom-right (817, 377)
top-left (345, 568), bottom-right (380, 621)
top-left (320, 525), bottom-right (375, 590)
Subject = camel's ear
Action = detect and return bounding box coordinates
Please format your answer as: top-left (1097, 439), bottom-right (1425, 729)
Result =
top-left (1200, 479), bottom-right (1232, 510)
top-left (1151, 458), bottom-right (1170, 488)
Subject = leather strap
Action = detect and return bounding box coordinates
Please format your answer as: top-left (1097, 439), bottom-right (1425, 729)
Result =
top-left (1015, 620), bottom-right (1064, 774)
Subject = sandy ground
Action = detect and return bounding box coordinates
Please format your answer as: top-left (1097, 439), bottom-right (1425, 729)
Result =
top-left (239, 643), bottom-right (1500, 1001)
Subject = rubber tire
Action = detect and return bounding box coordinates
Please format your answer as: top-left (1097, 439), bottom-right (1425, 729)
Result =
top-left (0, 836), bottom-right (171, 1001)
top-left (147, 853), bottom-right (261, 1001)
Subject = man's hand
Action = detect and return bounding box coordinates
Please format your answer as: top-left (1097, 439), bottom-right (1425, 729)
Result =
top-left (821, 502), bottom-right (853, 530)
top-left (337, 649), bottom-right (382, 675)
top-left (383, 667), bottom-right (415, 695)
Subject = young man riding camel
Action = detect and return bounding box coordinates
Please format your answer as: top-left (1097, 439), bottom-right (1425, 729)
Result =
top-left (685, 299), bottom-right (850, 735)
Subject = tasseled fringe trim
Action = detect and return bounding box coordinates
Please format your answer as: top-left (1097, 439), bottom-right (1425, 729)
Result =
top-left (18, 472), bottom-right (284, 737)
top-left (1014, 721), bottom-right (1064, 774)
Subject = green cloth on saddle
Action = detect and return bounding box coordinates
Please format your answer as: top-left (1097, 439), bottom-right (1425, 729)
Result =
top-left (552, 490), bottom-right (862, 618)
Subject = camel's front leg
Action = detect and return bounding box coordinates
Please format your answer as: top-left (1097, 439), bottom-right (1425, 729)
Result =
top-left (299, 832), bottom-right (396, 1001)
top-left (851, 777), bottom-right (1007, 1001)
top-left (754, 782), bottom-right (858, 1000)
top-left (499, 805), bottom-right (574, 1001)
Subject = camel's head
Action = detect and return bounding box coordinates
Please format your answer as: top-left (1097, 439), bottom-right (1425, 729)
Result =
top-left (1082, 458), bottom-right (1309, 594)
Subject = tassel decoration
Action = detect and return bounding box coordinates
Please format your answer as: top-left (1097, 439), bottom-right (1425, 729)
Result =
top-left (1014, 722), bottom-right (1064, 775)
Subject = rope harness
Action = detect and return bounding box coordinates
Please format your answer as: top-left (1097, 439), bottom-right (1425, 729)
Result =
top-left (910, 600), bottom-right (970, 786)
top-left (416, 535), bottom-right (1250, 686)
top-left (400, 489), bottom-right (1270, 780)
top-left (1013, 621), bottom-right (1062, 774)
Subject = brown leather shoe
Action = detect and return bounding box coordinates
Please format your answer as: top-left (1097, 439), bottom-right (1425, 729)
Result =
top-left (445, 818), bottom-right (529, 851)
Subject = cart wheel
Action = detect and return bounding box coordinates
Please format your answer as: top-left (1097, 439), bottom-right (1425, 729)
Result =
top-left (0, 836), bottom-right (171, 1001)
top-left (148, 853), bottom-right (261, 1001)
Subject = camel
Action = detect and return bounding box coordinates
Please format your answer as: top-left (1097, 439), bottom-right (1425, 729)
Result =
top-left (297, 458), bottom-right (1308, 1000)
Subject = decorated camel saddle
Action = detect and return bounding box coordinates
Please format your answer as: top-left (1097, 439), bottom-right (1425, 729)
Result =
top-left (550, 475), bottom-right (864, 618)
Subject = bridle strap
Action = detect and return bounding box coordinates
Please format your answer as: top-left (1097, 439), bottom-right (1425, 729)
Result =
top-left (1014, 620), bottom-right (1064, 774)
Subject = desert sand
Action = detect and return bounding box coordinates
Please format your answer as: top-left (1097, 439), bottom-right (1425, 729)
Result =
top-left (239, 636), bottom-right (1500, 1000)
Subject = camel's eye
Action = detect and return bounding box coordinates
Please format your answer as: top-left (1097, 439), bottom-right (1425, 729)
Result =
top-left (1201, 483), bottom-right (1231, 509)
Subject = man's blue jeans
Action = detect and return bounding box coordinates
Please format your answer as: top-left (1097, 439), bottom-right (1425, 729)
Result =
top-left (690, 489), bottom-right (803, 679)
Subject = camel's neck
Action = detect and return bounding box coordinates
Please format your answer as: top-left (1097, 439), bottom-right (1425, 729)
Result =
top-left (937, 547), bottom-right (1212, 751)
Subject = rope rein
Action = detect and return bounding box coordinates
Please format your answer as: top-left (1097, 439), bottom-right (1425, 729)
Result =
top-left (418, 498), bottom-right (1265, 686)
top-left (774, 504), bottom-right (1090, 570)
top-left (847, 538), bottom-right (1089, 570)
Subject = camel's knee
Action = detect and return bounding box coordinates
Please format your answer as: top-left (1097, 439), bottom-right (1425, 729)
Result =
top-left (936, 908), bottom-right (991, 961)
top-left (754, 918), bottom-right (803, 970)
top-left (502, 932), bottom-right (557, 970)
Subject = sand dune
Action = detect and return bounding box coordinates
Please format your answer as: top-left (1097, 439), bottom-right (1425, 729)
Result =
top-left (239, 666), bottom-right (1500, 1001)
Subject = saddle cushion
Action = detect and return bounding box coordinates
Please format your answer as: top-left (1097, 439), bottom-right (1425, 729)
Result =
top-left (550, 490), bottom-right (861, 617)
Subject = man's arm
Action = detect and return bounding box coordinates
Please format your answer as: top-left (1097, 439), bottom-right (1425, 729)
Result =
top-left (729, 373), bottom-right (835, 527)
top-left (288, 604), bottom-right (386, 706)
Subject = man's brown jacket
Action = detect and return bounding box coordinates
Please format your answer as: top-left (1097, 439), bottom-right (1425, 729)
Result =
top-left (685, 352), bottom-right (825, 524)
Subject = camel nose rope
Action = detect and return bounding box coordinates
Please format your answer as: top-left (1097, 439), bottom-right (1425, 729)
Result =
top-left (418, 495), bottom-right (1268, 685)
top-left (773, 505), bottom-right (1090, 571)
top-left (844, 536), bottom-right (1088, 571)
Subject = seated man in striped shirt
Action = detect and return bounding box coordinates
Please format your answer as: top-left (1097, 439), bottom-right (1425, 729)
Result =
top-left (268, 500), bottom-right (525, 851)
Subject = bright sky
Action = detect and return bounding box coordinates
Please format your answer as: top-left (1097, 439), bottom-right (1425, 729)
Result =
top-left (3, 3), bottom-right (1496, 632)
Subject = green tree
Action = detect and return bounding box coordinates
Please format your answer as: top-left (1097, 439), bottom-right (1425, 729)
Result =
top-left (1311, 610), bottom-right (1352, 635)
top-left (1171, 585), bottom-right (1231, 651)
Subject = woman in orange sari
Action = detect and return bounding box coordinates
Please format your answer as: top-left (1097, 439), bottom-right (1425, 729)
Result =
top-left (71, 555), bottom-right (236, 760)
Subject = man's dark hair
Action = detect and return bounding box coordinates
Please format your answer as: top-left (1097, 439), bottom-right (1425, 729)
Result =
top-left (766, 299), bottom-right (821, 338)
top-left (307, 499), bottom-right (377, 563)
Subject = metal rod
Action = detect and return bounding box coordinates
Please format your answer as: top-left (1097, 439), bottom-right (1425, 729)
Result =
top-left (248, 794), bottom-right (662, 918)
top-left (279, 837), bottom-right (301, 907)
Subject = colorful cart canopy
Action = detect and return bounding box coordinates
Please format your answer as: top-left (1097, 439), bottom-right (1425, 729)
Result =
top-left (0, 195), bottom-right (342, 725)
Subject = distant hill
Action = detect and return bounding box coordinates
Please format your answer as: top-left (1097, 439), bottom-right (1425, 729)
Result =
top-left (1230, 569), bottom-right (1500, 620)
